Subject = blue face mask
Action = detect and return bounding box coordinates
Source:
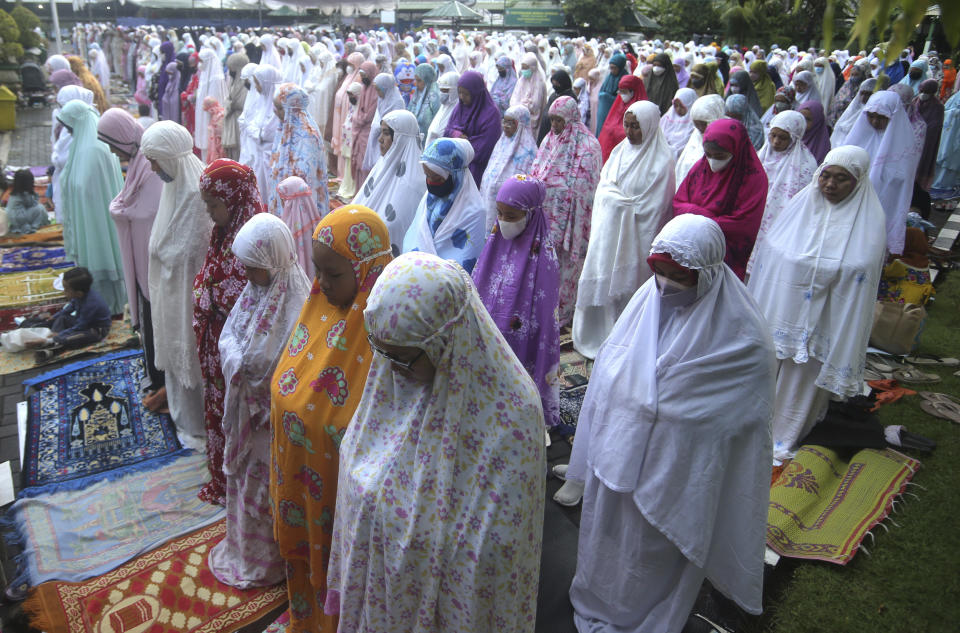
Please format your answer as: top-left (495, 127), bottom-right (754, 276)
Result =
top-left (157, 168), bottom-right (174, 183)
top-left (815, 66), bottom-right (824, 74)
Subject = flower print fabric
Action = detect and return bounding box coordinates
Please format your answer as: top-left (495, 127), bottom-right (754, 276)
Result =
top-left (269, 84), bottom-right (329, 219)
top-left (325, 252), bottom-right (545, 633)
top-left (269, 205), bottom-right (392, 633)
top-left (208, 213), bottom-right (311, 588)
top-left (478, 105), bottom-right (538, 233)
top-left (531, 96), bottom-right (602, 325)
top-left (194, 159), bottom-right (259, 505)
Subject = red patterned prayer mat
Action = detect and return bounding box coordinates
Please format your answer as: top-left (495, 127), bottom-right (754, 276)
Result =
top-left (24, 521), bottom-right (286, 633)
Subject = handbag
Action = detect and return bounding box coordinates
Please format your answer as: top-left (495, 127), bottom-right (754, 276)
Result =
top-left (869, 301), bottom-right (926, 355)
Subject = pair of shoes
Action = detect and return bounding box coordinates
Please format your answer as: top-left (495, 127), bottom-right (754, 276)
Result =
top-left (884, 425), bottom-right (937, 452)
top-left (552, 466), bottom-right (584, 507)
top-left (918, 391), bottom-right (960, 423)
top-left (892, 368), bottom-right (941, 384)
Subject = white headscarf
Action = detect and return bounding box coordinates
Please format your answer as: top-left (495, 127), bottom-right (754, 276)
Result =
top-left (219, 212), bottom-right (311, 466)
top-left (568, 213), bottom-right (775, 616)
top-left (509, 52), bottom-right (548, 130)
top-left (478, 104), bottom-right (539, 233)
top-left (141, 121), bottom-right (214, 387)
top-left (306, 49), bottom-right (337, 134)
top-left (260, 33), bottom-right (281, 69)
top-left (51, 86), bottom-right (95, 223)
top-left (326, 252), bottom-right (545, 633)
top-left (424, 70), bottom-right (461, 148)
top-left (843, 91), bottom-right (921, 254)
top-left (194, 47), bottom-right (228, 150)
top-left (236, 62), bottom-right (259, 167)
top-left (812, 57), bottom-right (836, 111)
top-left (658, 87), bottom-right (697, 157)
top-left (830, 79), bottom-right (875, 147)
top-left (363, 73), bottom-right (405, 172)
top-left (674, 94), bottom-right (724, 190)
top-left (576, 101), bottom-right (675, 312)
top-left (353, 110), bottom-right (427, 255)
top-left (750, 110), bottom-right (819, 273)
top-left (748, 145), bottom-right (887, 396)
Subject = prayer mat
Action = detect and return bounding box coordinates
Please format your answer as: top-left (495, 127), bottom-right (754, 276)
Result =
top-left (0, 246), bottom-right (73, 274)
top-left (0, 297), bottom-right (61, 332)
top-left (559, 347), bottom-right (592, 387)
top-left (0, 266), bottom-right (64, 308)
top-left (20, 349), bottom-right (181, 491)
top-left (558, 384), bottom-right (588, 435)
top-left (0, 319), bottom-right (140, 377)
top-left (22, 521), bottom-right (286, 633)
top-left (766, 445), bottom-right (920, 565)
top-left (0, 224), bottom-right (63, 247)
top-left (4, 452), bottom-right (225, 595)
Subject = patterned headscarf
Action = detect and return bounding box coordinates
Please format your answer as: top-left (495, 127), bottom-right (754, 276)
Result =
top-left (269, 205), bottom-right (393, 586)
top-left (472, 175), bottom-right (561, 428)
top-left (269, 84), bottom-right (328, 218)
top-left (196, 160), bottom-right (261, 324)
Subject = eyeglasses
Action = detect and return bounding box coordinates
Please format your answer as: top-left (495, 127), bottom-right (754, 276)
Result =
top-left (367, 334), bottom-right (424, 370)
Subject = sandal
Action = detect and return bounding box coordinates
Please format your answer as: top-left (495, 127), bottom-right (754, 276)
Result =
top-left (905, 354), bottom-right (960, 367)
top-left (892, 368), bottom-right (942, 384)
top-left (918, 391), bottom-right (960, 406)
top-left (866, 354), bottom-right (901, 373)
top-left (919, 399), bottom-right (960, 424)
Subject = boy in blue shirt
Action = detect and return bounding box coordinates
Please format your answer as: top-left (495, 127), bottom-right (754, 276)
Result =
top-left (22, 267), bottom-right (112, 360)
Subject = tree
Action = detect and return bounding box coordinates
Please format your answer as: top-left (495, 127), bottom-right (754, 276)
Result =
top-left (562, 0), bottom-right (634, 34)
top-left (0, 9), bottom-right (22, 62)
top-left (824, 0), bottom-right (958, 62)
top-left (10, 3), bottom-right (43, 51)
top-left (638, 0), bottom-right (723, 41)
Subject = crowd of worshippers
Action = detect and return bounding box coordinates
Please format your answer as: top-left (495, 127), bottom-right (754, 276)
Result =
top-left (36, 22), bottom-right (957, 633)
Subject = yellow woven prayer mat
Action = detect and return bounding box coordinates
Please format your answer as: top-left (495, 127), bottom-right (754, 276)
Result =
top-left (0, 267), bottom-right (64, 308)
top-left (0, 223), bottom-right (63, 247)
top-left (767, 445), bottom-right (920, 564)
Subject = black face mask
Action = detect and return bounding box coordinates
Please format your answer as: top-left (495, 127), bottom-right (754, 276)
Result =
top-left (909, 69), bottom-right (921, 79)
top-left (691, 77), bottom-right (705, 88)
top-left (348, 96), bottom-right (358, 105)
top-left (362, 77), bottom-right (371, 86)
top-left (426, 177), bottom-right (455, 198)
top-left (498, 68), bottom-right (506, 78)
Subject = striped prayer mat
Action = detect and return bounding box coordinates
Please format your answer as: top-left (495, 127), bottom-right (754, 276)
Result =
top-left (767, 445), bottom-right (920, 564)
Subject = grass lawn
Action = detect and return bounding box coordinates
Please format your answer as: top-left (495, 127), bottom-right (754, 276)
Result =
top-left (751, 270), bottom-right (960, 633)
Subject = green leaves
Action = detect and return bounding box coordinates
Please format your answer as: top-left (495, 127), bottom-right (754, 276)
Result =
top-left (842, 0), bottom-right (946, 64)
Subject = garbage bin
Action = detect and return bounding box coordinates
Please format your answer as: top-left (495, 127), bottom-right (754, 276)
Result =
top-left (0, 85), bottom-right (15, 131)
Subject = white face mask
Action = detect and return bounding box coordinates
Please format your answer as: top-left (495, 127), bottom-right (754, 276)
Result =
top-left (498, 215), bottom-right (528, 240)
top-left (346, 65), bottom-right (354, 73)
top-left (618, 90), bottom-right (633, 102)
top-left (439, 89), bottom-right (454, 105)
top-left (652, 66), bottom-right (666, 76)
top-left (655, 273), bottom-right (690, 295)
top-left (707, 156), bottom-right (733, 172)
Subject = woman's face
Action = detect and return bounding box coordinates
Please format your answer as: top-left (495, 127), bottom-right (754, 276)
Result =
top-left (859, 89), bottom-right (873, 104)
top-left (768, 127), bottom-right (792, 152)
top-left (199, 190), bottom-right (231, 227)
top-left (800, 107), bottom-right (814, 131)
top-left (367, 336), bottom-right (436, 383)
top-left (549, 114), bottom-right (565, 136)
top-left (693, 119), bottom-right (708, 134)
top-left (623, 112), bottom-right (643, 145)
top-left (794, 80), bottom-right (808, 93)
top-left (551, 80), bottom-right (562, 93)
top-left (457, 86), bottom-right (472, 106)
top-left (672, 98), bottom-right (688, 116)
top-left (703, 141), bottom-right (732, 162)
top-left (818, 165), bottom-right (856, 204)
top-left (415, 76), bottom-right (425, 91)
top-left (867, 111), bottom-right (889, 131)
top-left (502, 115), bottom-right (518, 138)
top-left (378, 122), bottom-right (394, 155)
top-left (496, 201), bottom-right (526, 223)
top-left (311, 241), bottom-right (358, 309)
top-left (608, 62), bottom-right (619, 75)
top-left (244, 265), bottom-right (271, 287)
top-left (651, 260), bottom-right (697, 287)
top-left (748, 69), bottom-right (760, 82)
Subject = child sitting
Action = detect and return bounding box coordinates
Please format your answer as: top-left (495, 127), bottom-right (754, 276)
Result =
top-left (20, 267), bottom-right (112, 358)
top-left (6, 169), bottom-right (49, 235)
